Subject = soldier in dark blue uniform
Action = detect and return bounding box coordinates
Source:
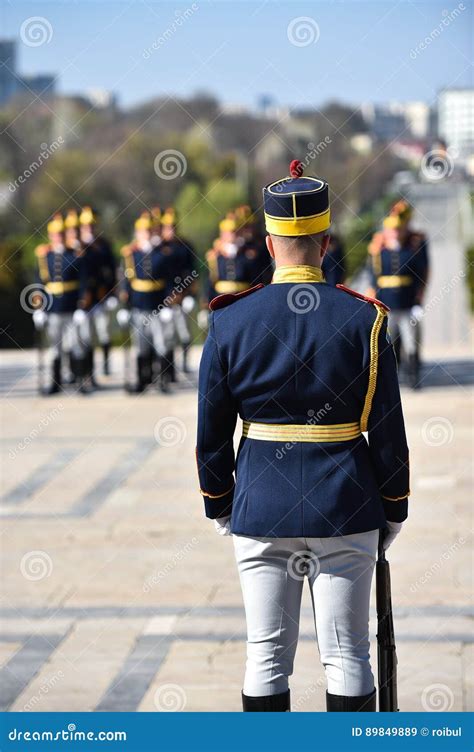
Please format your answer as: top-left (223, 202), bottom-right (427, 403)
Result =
top-left (32, 214), bottom-right (90, 394)
top-left (367, 201), bottom-right (428, 388)
top-left (119, 214), bottom-right (173, 393)
top-left (160, 207), bottom-right (197, 377)
top-left (322, 233), bottom-right (346, 286)
top-left (79, 206), bottom-right (117, 376)
top-left (197, 160), bottom-right (410, 712)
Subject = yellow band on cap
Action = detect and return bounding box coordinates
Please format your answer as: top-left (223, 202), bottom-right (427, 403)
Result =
top-left (265, 209), bottom-right (330, 236)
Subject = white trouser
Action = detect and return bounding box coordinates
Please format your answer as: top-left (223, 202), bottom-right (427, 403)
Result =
top-left (233, 530), bottom-right (378, 698)
top-left (388, 310), bottom-right (420, 356)
top-left (131, 310), bottom-right (166, 358)
top-left (46, 313), bottom-right (89, 362)
top-left (172, 305), bottom-right (191, 346)
top-left (92, 304), bottom-right (112, 346)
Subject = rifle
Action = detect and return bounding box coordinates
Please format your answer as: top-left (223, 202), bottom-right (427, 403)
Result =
top-left (376, 531), bottom-right (399, 711)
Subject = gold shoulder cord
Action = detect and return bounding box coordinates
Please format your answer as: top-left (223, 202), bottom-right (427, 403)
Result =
top-left (124, 253), bottom-right (136, 280)
top-left (38, 254), bottom-right (50, 284)
top-left (360, 304), bottom-right (387, 432)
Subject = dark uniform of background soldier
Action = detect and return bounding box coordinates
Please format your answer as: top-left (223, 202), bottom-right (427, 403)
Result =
top-left (322, 233), bottom-right (346, 286)
top-left (197, 161), bottom-right (410, 712)
top-left (367, 200), bottom-right (429, 389)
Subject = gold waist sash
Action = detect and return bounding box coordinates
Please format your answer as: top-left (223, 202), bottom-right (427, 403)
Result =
top-left (377, 275), bottom-right (413, 288)
top-left (131, 278), bottom-right (166, 292)
top-left (45, 281), bottom-right (80, 295)
top-left (242, 420), bottom-right (362, 443)
top-left (214, 280), bottom-right (250, 294)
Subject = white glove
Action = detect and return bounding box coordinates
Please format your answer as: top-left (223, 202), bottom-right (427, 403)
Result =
top-left (105, 296), bottom-right (119, 311)
top-left (214, 515), bottom-right (232, 536)
top-left (382, 521), bottom-right (403, 551)
top-left (182, 295), bottom-right (196, 314)
top-left (197, 309), bottom-right (209, 330)
top-left (410, 305), bottom-right (423, 323)
top-left (159, 307), bottom-right (173, 323)
top-left (116, 308), bottom-right (131, 328)
top-left (32, 310), bottom-right (47, 330)
top-left (73, 308), bottom-right (87, 325)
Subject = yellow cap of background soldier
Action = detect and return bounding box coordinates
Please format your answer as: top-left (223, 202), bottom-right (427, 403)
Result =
top-left (79, 206), bottom-right (96, 225)
top-left (263, 159), bottom-right (330, 236)
top-left (47, 213), bottom-right (64, 234)
top-left (135, 212), bottom-right (151, 231)
top-left (161, 207), bottom-right (176, 226)
top-left (390, 199), bottom-right (412, 225)
top-left (219, 213), bottom-right (237, 233)
top-left (383, 215), bottom-right (401, 230)
top-left (64, 209), bottom-right (79, 229)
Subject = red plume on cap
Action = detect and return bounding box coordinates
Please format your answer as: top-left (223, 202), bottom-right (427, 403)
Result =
top-left (289, 159), bottom-right (304, 178)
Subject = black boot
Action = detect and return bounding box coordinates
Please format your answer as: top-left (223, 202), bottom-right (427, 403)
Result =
top-left (65, 353), bottom-right (76, 384)
top-left (88, 348), bottom-right (98, 388)
top-left (182, 344), bottom-right (191, 374)
top-left (242, 690), bottom-right (290, 712)
top-left (326, 689), bottom-right (376, 712)
top-left (43, 357), bottom-right (61, 395)
top-left (126, 355), bottom-right (151, 393)
top-left (102, 344), bottom-right (110, 375)
top-left (160, 356), bottom-right (171, 394)
top-left (407, 353), bottom-right (420, 390)
top-left (75, 355), bottom-right (91, 394)
top-left (166, 349), bottom-right (176, 382)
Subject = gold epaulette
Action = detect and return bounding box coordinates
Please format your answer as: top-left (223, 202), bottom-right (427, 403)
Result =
top-left (35, 243), bottom-right (50, 257)
top-left (368, 232), bottom-right (384, 255)
top-left (120, 243), bottom-right (133, 257)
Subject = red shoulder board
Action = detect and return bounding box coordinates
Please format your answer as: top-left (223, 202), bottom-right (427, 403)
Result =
top-left (209, 283), bottom-right (265, 311)
top-left (336, 284), bottom-right (390, 312)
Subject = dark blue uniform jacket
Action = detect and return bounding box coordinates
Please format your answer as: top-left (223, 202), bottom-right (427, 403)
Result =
top-left (197, 274), bottom-right (410, 538)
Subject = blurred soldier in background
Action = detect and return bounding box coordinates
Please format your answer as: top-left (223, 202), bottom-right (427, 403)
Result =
top-left (79, 206), bottom-right (118, 377)
top-left (32, 214), bottom-right (91, 394)
top-left (119, 213), bottom-right (173, 393)
top-left (235, 204), bottom-right (273, 285)
top-left (160, 207), bottom-right (197, 377)
top-left (367, 200), bottom-right (429, 389)
top-left (322, 233), bottom-right (346, 286)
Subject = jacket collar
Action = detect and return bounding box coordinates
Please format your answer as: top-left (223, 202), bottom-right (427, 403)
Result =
top-left (272, 265), bottom-right (325, 284)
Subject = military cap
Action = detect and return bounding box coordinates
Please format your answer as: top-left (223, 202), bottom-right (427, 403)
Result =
top-left (47, 213), bottom-right (64, 234)
top-left (79, 206), bottom-right (96, 225)
top-left (64, 209), bottom-right (79, 229)
top-left (389, 199), bottom-right (412, 224)
top-left (135, 212), bottom-right (152, 231)
top-left (263, 159), bottom-right (330, 236)
top-left (161, 207), bottom-right (176, 226)
top-left (219, 214), bottom-right (237, 233)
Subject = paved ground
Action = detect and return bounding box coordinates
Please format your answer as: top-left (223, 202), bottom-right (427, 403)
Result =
top-left (0, 337), bottom-right (472, 713)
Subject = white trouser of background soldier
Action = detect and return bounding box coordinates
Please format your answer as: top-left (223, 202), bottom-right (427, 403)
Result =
top-left (35, 312), bottom-right (89, 364)
top-left (233, 531), bottom-right (378, 698)
top-left (171, 303), bottom-right (191, 346)
top-left (130, 309), bottom-right (167, 357)
top-left (388, 309), bottom-right (420, 357)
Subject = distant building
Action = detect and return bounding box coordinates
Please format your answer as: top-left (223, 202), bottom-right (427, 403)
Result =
top-left (362, 101), bottom-right (431, 142)
top-left (437, 88), bottom-right (474, 165)
top-left (0, 38), bottom-right (56, 106)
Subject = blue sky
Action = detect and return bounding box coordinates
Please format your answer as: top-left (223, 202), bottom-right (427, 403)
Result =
top-left (2, 0), bottom-right (472, 108)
